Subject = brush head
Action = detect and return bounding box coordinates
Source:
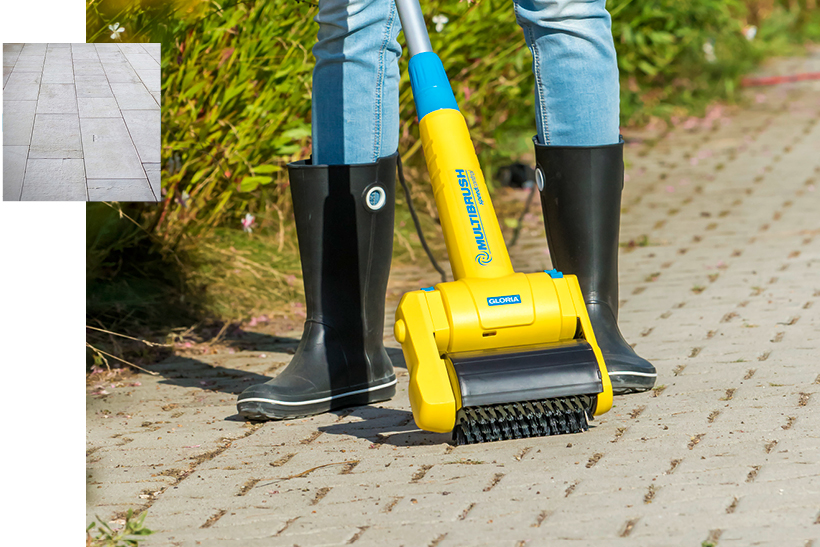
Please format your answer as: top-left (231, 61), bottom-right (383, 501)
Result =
top-left (453, 394), bottom-right (596, 445)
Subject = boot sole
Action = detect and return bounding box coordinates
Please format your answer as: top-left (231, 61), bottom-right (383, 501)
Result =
top-left (609, 371), bottom-right (657, 395)
top-left (237, 378), bottom-right (398, 421)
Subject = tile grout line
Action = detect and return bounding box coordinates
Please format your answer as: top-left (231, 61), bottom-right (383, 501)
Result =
top-left (68, 43), bottom-right (89, 201)
top-left (68, 44), bottom-right (86, 200)
top-left (92, 42), bottom-right (155, 201)
top-left (3, 46), bottom-right (22, 90)
top-left (18, 43), bottom-right (42, 201)
top-left (96, 42), bottom-right (124, 201)
top-left (120, 42), bottom-right (159, 201)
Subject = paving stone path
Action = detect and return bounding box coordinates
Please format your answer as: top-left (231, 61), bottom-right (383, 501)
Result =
top-left (3, 43), bottom-right (160, 201)
top-left (86, 51), bottom-right (820, 546)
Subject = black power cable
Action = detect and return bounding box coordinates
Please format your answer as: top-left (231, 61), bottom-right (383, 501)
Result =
top-left (506, 185), bottom-right (537, 249)
top-left (396, 154), bottom-right (448, 283)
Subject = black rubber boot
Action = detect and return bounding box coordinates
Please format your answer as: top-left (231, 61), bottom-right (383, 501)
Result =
top-left (533, 138), bottom-right (657, 394)
top-left (237, 153), bottom-right (398, 419)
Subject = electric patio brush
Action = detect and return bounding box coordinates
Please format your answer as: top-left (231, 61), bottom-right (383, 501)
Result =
top-left (392, 0), bottom-right (614, 445)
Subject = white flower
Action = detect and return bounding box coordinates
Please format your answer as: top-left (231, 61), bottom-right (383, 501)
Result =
top-left (743, 25), bottom-right (757, 41)
top-left (241, 213), bottom-right (255, 233)
top-left (702, 41), bottom-right (716, 63)
top-left (432, 14), bottom-right (449, 33)
top-left (109, 22), bottom-right (125, 41)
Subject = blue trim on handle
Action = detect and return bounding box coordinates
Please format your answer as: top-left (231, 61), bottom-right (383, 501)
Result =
top-left (544, 269), bottom-right (564, 279)
top-left (408, 52), bottom-right (459, 120)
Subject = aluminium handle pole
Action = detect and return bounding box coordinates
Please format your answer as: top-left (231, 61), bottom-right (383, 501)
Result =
top-left (395, 0), bottom-right (433, 57)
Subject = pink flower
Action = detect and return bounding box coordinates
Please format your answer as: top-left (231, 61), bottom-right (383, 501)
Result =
top-left (241, 213), bottom-right (255, 233)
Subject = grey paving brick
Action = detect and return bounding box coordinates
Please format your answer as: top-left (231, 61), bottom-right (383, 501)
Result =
top-left (4, 51), bottom-right (20, 65)
top-left (95, 47), bottom-right (128, 62)
top-left (3, 82), bottom-right (40, 101)
top-left (118, 43), bottom-right (147, 55)
top-left (29, 114), bottom-right (83, 159)
top-left (2, 100), bottom-right (37, 146)
top-left (11, 57), bottom-right (45, 72)
top-left (71, 47), bottom-right (100, 61)
top-left (87, 179), bottom-right (156, 201)
top-left (41, 70), bottom-right (74, 84)
top-left (134, 67), bottom-right (160, 92)
top-left (75, 81), bottom-right (114, 98)
top-left (85, 51), bottom-right (820, 542)
top-left (80, 117), bottom-right (144, 179)
top-left (103, 63), bottom-right (142, 84)
top-left (2, 145), bottom-right (27, 200)
top-left (110, 82), bottom-right (159, 110)
top-left (121, 109), bottom-right (160, 163)
top-left (36, 83), bottom-right (77, 114)
top-left (20, 43), bottom-right (46, 55)
top-left (21, 158), bottom-right (86, 201)
top-left (78, 98), bottom-right (121, 118)
top-left (143, 162), bottom-right (161, 199)
top-left (73, 63), bottom-right (107, 81)
top-left (143, 43), bottom-right (161, 63)
top-left (125, 53), bottom-right (159, 70)
top-left (44, 52), bottom-right (71, 64)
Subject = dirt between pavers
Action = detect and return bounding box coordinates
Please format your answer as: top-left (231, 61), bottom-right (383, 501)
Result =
top-left (87, 57), bottom-right (820, 545)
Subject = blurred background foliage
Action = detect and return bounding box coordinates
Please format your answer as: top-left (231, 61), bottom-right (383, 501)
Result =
top-left (86, 0), bottom-right (820, 333)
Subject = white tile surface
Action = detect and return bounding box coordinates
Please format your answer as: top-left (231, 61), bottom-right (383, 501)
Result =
top-left (36, 83), bottom-right (77, 114)
top-left (134, 68), bottom-right (160, 92)
top-left (88, 179), bottom-right (156, 201)
top-left (80, 117), bottom-right (145, 179)
top-left (143, 43), bottom-right (161, 64)
top-left (122, 109), bottom-right (160, 163)
top-left (3, 82), bottom-right (40, 100)
top-left (21, 158), bottom-right (87, 200)
top-left (78, 97), bottom-right (122, 118)
top-left (11, 58), bottom-right (45, 72)
top-left (2, 101), bottom-right (37, 145)
top-left (125, 54), bottom-right (159, 70)
top-left (42, 71), bottom-right (74, 84)
top-left (103, 63), bottom-right (142, 84)
top-left (3, 145), bottom-right (28, 200)
top-left (29, 114), bottom-right (83, 159)
top-left (110, 82), bottom-right (159, 110)
top-left (143, 162), bottom-right (162, 199)
top-left (75, 81), bottom-right (114, 98)
top-left (5, 71), bottom-right (42, 86)
top-left (4, 43), bottom-right (161, 201)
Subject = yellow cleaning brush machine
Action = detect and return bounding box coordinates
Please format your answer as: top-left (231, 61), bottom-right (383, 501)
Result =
top-left (393, 0), bottom-right (613, 444)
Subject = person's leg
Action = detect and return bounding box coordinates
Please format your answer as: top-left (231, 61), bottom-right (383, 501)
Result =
top-left (513, 0), bottom-right (619, 146)
top-left (311, 0), bottom-right (403, 165)
top-left (516, 0), bottom-right (657, 393)
top-left (237, 0), bottom-right (403, 420)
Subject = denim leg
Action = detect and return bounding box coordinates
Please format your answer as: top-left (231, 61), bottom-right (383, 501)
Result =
top-left (513, 0), bottom-right (620, 146)
top-left (312, 0), bottom-right (403, 165)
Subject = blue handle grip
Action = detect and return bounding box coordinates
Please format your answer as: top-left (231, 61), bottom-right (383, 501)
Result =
top-left (408, 52), bottom-right (459, 120)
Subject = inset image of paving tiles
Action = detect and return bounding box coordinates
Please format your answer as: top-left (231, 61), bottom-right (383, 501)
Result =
top-left (3, 43), bottom-right (161, 201)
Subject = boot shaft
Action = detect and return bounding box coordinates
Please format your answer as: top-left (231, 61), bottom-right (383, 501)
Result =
top-left (534, 139), bottom-right (623, 318)
top-left (288, 153), bottom-right (397, 338)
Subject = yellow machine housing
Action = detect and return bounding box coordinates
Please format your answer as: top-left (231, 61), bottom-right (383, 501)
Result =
top-left (394, 109), bottom-right (613, 434)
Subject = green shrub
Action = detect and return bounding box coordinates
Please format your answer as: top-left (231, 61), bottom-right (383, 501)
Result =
top-left (85, 0), bottom-right (820, 323)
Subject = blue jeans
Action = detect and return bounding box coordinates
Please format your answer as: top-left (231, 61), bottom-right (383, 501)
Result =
top-left (311, 0), bottom-right (619, 165)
